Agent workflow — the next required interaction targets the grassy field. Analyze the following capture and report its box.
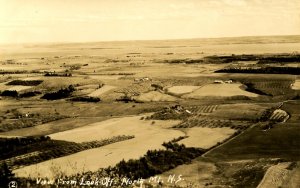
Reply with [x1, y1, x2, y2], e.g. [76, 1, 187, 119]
[205, 121, 300, 161]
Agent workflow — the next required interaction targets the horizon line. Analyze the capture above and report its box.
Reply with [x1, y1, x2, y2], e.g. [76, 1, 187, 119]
[1, 34, 300, 46]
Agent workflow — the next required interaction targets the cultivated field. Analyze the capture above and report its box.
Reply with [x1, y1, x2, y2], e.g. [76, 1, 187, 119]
[87, 85, 116, 97]
[135, 91, 178, 102]
[0, 35, 300, 187]
[183, 83, 258, 98]
[14, 116, 183, 177]
[178, 127, 236, 149]
[166, 86, 200, 95]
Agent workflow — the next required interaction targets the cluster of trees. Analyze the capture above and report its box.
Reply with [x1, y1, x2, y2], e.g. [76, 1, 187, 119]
[0, 90, 18, 97]
[44, 72, 72, 77]
[0, 114, 66, 132]
[163, 59, 204, 64]
[0, 90, 42, 98]
[112, 141, 205, 180]
[215, 67, 300, 75]
[204, 54, 300, 64]
[81, 135, 134, 149]
[204, 54, 258, 63]
[0, 70, 28, 74]
[19, 91, 42, 98]
[70, 96, 101, 102]
[0, 163, 15, 187]
[258, 108, 276, 122]
[0, 136, 50, 159]
[258, 55, 300, 64]
[147, 105, 191, 120]
[0, 70, 40, 75]
[41, 85, 75, 100]
[293, 95, 300, 100]
[116, 95, 136, 103]
[162, 54, 300, 65]
[69, 65, 81, 70]
[6, 80, 43, 86]
[1, 135, 134, 169]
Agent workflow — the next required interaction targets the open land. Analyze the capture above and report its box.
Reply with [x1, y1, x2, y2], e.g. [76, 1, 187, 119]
[0, 35, 300, 187]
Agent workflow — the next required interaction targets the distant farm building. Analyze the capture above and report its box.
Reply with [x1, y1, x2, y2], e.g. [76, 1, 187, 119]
[214, 80, 224, 84]
[214, 80, 233, 84]
[134, 77, 151, 83]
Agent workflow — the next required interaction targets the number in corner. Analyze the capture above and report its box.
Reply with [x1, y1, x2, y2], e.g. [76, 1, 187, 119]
[8, 181, 18, 188]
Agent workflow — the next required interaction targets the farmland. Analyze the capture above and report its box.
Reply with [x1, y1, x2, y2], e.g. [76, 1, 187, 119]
[0, 35, 300, 187]
[182, 83, 258, 98]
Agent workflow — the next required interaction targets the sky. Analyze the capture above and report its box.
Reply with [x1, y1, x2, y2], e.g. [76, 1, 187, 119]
[0, 0, 299, 44]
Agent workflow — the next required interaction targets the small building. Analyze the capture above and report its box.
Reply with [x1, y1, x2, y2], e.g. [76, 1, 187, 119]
[214, 80, 224, 84]
[134, 77, 150, 83]
[225, 80, 233, 84]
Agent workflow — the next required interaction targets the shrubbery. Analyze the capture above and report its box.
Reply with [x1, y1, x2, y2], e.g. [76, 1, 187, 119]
[0, 90, 18, 97]
[1, 135, 134, 169]
[19, 91, 42, 98]
[147, 105, 191, 120]
[0, 136, 51, 160]
[215, 67, 300, 75]
[6, 80, 43, 86]
[111, 141, 205, 180]
[0, 163, 15, 187]
[70, 96, 101, 102]
[44, 72, 72, 77]
[41, 85, 75, 100]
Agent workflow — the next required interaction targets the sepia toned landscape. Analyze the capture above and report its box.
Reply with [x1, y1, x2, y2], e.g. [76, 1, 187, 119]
[0, 35, 300, 187]
[1, 0, 300, 187]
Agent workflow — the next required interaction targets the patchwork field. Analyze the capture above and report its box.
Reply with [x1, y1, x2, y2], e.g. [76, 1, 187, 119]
[14, 116, 183, 177]
[0, 36, 299, 187]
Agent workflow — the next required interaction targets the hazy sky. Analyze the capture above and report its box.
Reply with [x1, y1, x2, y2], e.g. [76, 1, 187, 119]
[0, 0, 299, 44]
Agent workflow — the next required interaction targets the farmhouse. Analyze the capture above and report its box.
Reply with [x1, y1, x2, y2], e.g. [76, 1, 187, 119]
[214, 80, 224, 84]
[134, 77, 151, 83]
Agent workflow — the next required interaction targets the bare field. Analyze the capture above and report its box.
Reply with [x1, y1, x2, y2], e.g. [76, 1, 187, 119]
[49, 115, 181, 142]
[178, 127, 236, 149]
[87, 85, 116, 97]
[135, 91, 178, 102]
[257, 162, 293, 188]
[167, 86, 200, 95]
[292, 80, 300, 90]
[183, 83, 258, 98]
[7, 86, 32, 92]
